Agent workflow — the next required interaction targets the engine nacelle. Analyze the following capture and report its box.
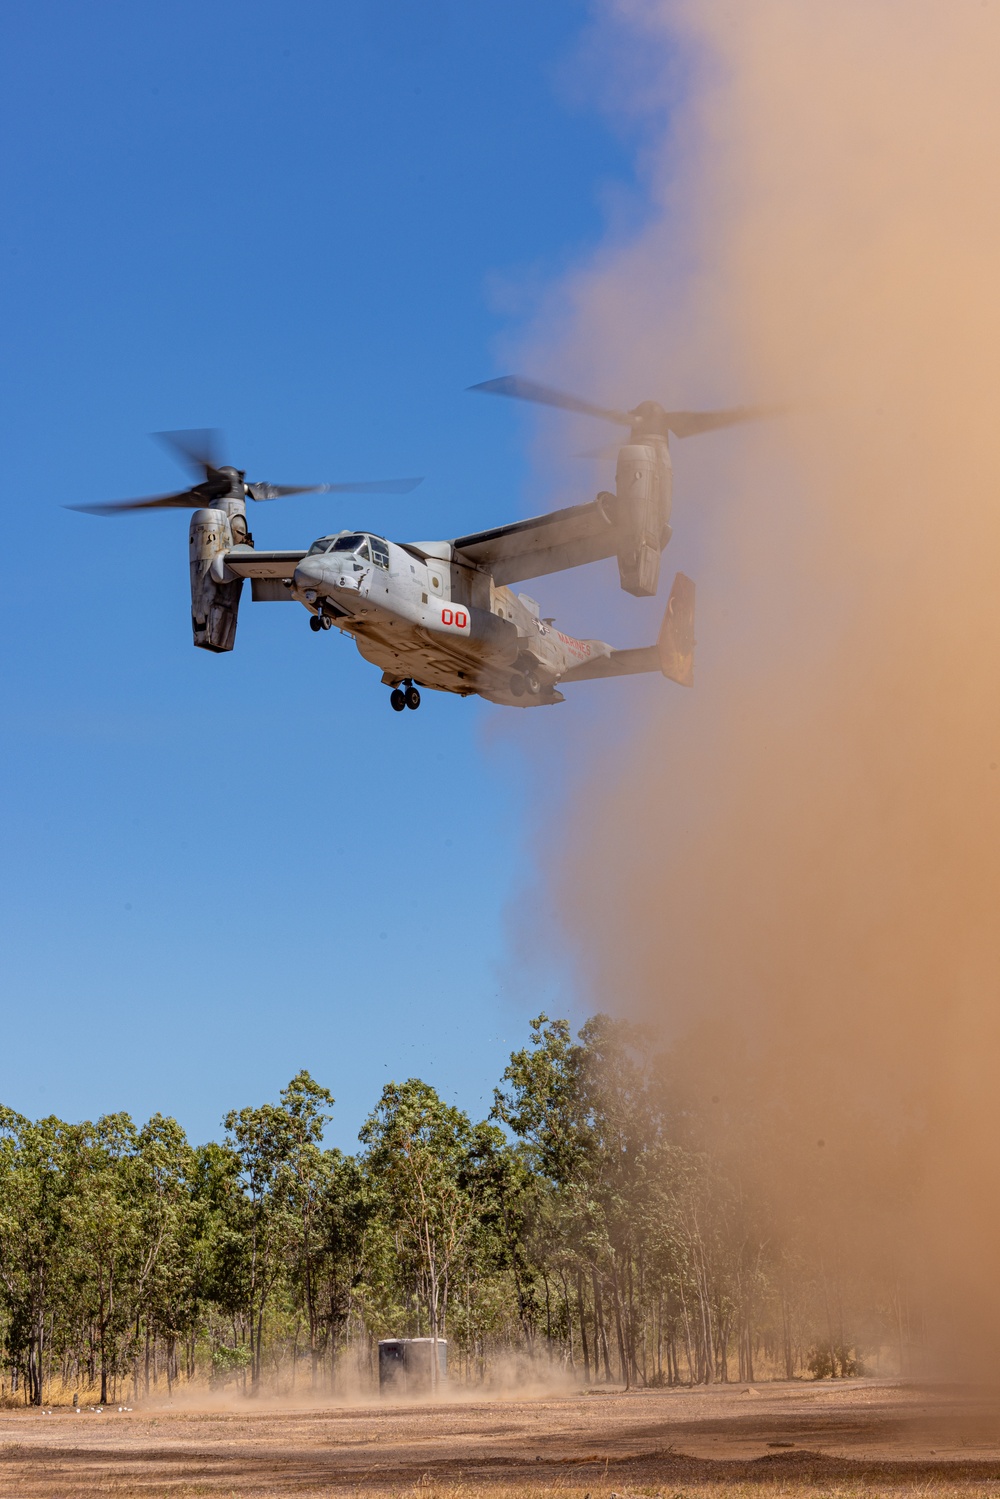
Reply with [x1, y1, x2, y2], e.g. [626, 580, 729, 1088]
[189, 508, 243, 652]
[614, 440, 673, 597]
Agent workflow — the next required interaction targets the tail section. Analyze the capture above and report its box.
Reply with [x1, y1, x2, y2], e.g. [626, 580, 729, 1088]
[556, 572, 695, 686]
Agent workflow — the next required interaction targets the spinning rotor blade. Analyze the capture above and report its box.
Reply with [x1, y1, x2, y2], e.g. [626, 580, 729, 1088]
[318, 475, 424, 495]
[153, 428, 222, 476]
[67, 488, 209, 516]
[246, 476, 424, 501]
[70, 427, 424, 517]
[246, 481, 333, 501]
[468, 376, 632, 427]
[471, 374, 785, 442]
[666, 405, 785, 438]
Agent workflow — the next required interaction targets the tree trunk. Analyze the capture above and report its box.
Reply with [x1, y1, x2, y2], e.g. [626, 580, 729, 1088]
[610, 1269, 629, 1390]
[254, 1309, 265, 1392]
[820, 1265, 838, 1379]
[591, 1270, 612, 1382]
[576, 1271, 591, 1383]
[31, 1306, 43, 1407]
[779, 1280, 795, 1380]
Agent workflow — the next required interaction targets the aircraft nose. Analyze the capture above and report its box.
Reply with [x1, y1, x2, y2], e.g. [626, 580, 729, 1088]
[293, 556, 327, 590]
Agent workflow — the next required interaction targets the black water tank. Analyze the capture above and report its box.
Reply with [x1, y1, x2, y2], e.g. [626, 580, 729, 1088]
[378, 1337, 448, 1393]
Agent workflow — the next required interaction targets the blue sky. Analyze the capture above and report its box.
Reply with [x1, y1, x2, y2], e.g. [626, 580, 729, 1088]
[0, 0, 672, 1149]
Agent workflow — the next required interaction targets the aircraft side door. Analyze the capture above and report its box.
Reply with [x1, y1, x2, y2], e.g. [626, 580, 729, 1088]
[354, 537, 374, 599]
[368, 535, 391, 601]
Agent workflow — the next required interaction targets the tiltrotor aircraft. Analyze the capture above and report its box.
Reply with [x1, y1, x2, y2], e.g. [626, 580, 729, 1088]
[74, 380, 770, 710]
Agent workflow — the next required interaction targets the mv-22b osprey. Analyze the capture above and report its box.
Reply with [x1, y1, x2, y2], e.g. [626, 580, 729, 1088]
[75, 377, 772, 711]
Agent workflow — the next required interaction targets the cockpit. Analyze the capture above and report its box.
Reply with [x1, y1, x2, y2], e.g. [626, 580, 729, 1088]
[306, 533, 390, 568]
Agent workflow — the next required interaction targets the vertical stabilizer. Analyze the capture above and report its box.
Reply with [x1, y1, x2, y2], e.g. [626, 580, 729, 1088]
[659, 572, 695, 686]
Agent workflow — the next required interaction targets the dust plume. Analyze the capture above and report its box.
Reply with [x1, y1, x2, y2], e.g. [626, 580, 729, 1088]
[540, 0, 1000, 1371]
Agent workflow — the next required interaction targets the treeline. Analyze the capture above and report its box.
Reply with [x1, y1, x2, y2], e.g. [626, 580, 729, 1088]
[0, 1015, 900, 1405]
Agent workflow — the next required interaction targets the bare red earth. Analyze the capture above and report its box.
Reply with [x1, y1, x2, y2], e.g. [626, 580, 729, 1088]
[2, 1378, 1000, 1496]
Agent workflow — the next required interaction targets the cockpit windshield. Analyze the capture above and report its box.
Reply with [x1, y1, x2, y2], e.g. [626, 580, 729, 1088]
[306, 533, 372, 559]
[331, 533, 366, 553]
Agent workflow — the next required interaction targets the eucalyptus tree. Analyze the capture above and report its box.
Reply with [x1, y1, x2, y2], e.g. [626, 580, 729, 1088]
[495, 1012, 691, 1386]
[129, 1115, 199, 1390]
[0, 1109, 77, 1404]
[60, 1113, 194, 1403]
[222, 1071, 334, 1391]
[360, 1080, 499, 1386]
[303, 1150, 381, 1382]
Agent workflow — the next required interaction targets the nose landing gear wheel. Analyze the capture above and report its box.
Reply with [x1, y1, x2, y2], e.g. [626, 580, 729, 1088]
[309, 615, 322, 632]
[404, 684, 421, 710]
[321, 615, 333, 630]
[390, 688, 406, 712]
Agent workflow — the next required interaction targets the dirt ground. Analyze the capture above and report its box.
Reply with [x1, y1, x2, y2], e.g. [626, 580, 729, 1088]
[3, 1378, 1000, 1498]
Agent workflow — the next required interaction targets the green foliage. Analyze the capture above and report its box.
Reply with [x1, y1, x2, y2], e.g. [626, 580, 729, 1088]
[807, 1344, 867, 1378]
[210, 1342, 252, 1382]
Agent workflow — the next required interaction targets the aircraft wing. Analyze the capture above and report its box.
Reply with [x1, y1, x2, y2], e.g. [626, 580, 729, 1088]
[223, 549, 307, 579]
[452, 497, 619, 585]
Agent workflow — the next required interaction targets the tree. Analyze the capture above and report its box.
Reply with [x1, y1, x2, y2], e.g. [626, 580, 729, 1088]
[304, 1151, 377, 1385]
[0, 1110, 74, 1404]
[495, 1013, 691, 1387]
[360, 1080, 489, 1387]
[130, 1115, 198, 1394]
[222, 1072, 333, 1391]
[61, 1113, 192, 1404]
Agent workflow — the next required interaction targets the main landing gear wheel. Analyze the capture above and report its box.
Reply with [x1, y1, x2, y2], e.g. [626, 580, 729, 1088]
[390, 688, 406, 712]
[404, 684, 421, 710]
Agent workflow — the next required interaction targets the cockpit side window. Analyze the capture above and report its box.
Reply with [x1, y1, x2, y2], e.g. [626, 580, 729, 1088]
[370, 536, 390, 569]
[307, 537, 334, 555]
